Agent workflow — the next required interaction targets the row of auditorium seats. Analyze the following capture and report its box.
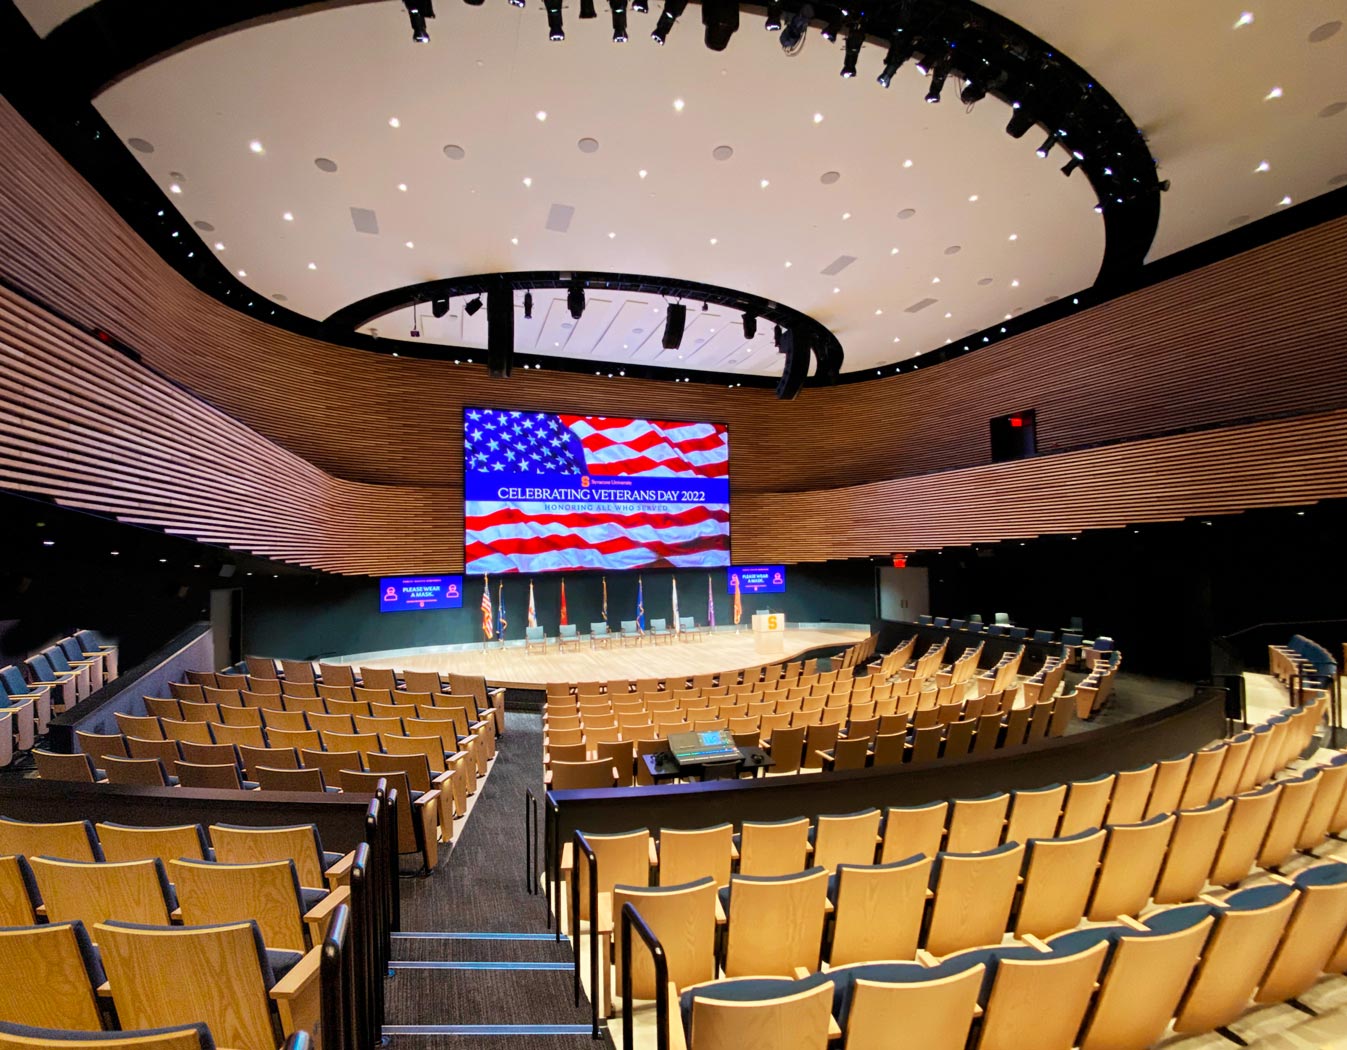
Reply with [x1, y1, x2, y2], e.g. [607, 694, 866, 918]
[561, 696, 1326, 1021]
[542, 655, 832, 698]
[0, 815, 362, 1050]
[526, 617, 710, 652]
[1270, 634, 1339, 687]
[0, 1022, 311, 1050]
[0, 631, 118, 762]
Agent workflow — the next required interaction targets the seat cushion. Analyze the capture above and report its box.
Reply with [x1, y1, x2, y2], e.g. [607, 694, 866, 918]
[0, 1021, 214, 1049]
[267, 948, 305, 981]
[679, 971, 835, 1037]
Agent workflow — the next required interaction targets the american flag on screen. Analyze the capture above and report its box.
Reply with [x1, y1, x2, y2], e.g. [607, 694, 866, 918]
[464, 409, 730, 574]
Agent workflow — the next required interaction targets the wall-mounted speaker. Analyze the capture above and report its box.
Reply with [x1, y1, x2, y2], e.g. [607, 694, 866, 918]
[775, 327, 812, 400]
[663, 303, 687, 350]
[487, 279, 514, 379]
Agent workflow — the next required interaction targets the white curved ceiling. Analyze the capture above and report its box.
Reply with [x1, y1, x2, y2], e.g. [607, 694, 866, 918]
[41, 0, 1347, 375]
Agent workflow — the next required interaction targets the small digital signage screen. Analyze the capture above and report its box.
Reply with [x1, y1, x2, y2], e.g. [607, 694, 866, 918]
[463, 408, 730, 574]
[379, 575, 464, 613]
[728, 565, 786, 594]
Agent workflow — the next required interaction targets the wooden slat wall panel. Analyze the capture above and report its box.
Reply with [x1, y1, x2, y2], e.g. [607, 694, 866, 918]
[1, 99, 1346, 501]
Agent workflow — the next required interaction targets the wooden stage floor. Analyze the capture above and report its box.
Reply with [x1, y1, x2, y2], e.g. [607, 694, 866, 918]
[340, 627, 868, 690]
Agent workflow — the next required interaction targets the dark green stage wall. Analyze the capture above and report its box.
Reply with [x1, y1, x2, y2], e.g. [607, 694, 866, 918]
[238, 563, 879, 660]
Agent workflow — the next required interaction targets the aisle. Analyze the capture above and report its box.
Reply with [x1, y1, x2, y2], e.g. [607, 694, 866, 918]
[384, 711, 607, 1048]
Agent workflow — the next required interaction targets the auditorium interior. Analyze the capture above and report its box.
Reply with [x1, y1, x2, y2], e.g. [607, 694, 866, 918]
[1, 1, 1347, 1049]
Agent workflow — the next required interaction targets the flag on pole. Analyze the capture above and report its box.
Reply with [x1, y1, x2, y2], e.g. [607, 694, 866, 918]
[672, 577, 681, 636]
[708, 574, 715, 629]
[527, 581, 537, 628]
[732, 572, 742, 626]
[481, 575, 494, 641]
[636, 576, 645, 632]
[559, 579, 568, 627]
[497, 580, 507, 639]
[602, 576, 608, 623]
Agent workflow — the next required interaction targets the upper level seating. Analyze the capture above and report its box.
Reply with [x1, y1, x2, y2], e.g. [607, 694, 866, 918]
[591, 694, 1338, 1049]
[0, 633, 118, 765]
[1269, 634, 1339, 688]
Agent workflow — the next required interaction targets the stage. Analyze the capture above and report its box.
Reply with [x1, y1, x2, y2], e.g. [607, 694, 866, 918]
[335, 626, 869, 690]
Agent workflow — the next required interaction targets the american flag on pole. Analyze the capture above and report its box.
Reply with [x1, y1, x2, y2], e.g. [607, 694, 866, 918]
[480, 575, 494, 641]
[708, 574, 715, 629]
[464, 409, 730, 574]
[527, 581, 537, 628]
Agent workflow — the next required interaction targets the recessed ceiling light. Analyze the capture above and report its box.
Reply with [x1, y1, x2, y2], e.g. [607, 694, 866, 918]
[282, 211, 294, 221]
[673, 98, 685, 112]
[249, 140, 264, 154]
[1255, 161, 1270, 173]
[307, 262, 317, 270]
[903, 159, 913, 168]
[237, 269, 247, 277]
[785, 260, 792, 267]
[536, 110, 548, 121]
[168, 183, 182, 194]
[813, 112, 824, 124]
[1278, 195, 1292, 206]
[511, 237, 519, 245]
[842, 211, 851, 220]
[1234, 11, 1254, 27]
[890, 247, 900, 256]
[405, 241, 415, 249]
[944, 312, 952, 318]
[608, 231, 616, 239]
[397, 183, 408, 192]
[42, 540, 54, 547]
[1009, 233, 1019, 241]
[931, 277, 941, 284]
[709, 237, 718, 245]
[760, 179, 770, 188]
[968, 194, 979, 202]
[522, 177, 532, 187]
[893, 337, 901, 343]
[833, 287, 840, 294]
[214, 242, 225, 251]
[638, 169, 648, 179]
[388, 117, 401, 128]
[1264, 86, 1283, 100]
[874, 309, 883, 316]
[1011, 279, 1020, 287]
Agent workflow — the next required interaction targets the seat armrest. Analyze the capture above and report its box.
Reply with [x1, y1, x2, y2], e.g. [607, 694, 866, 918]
[668, 982, 689, 1050]
[649, 839, 660, 868]
[304, 884, 352, 940]
[270, 944, 323, 1001]
[323, 850, 356, 885]
[270, 944, 324, 1039]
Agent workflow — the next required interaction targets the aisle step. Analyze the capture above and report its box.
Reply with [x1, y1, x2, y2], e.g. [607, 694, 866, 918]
[393, 931, 555, 941]
[384, 1024, 594, 1036]
[391, 961, 570, 970]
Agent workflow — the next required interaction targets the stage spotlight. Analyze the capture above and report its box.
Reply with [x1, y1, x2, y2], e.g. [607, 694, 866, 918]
[567, 282, 586, 319]
[840, 23, 864, 77]
[546, 0, 565, 39]
[1005, 105, 1036, 138]
[764, 2, 782, 30]
[702, 0, 739, 51]
[611, 0, 628, 41]
[773, 323, 784, 347]
[402, 0, 434, 42]
[959, 77, 986, 105]
[464, 295, 483, 316]
[431, 297, 450, 318]
[924, 55, 950, 102]
[580, 0, 596, 16]
[663, 303, 687, 349]
[876, 37, 913, 87]
[779, 3, 812, 51]
[523, 290, 533, 319]
[508, 0, 524, 7]
[1036, 131, 1058, 158]
[651, 0, 688, 43]
[1060, 156, 1081, 177]
[822, 11, 843, 41]
[742, 311, 758, 339]
[632, 0, 647, 12]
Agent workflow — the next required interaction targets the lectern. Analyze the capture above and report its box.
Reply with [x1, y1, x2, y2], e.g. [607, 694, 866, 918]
[751, 611, 786, 655]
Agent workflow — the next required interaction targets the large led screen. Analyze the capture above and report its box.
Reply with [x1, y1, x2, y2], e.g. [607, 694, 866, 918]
[729, 565, 786, 594]
[379, 575, 464, 612]
[464, 409, 730, 574]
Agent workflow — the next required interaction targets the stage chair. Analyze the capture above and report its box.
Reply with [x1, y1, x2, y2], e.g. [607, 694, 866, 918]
[1105, 763, 1158, 825]
[97, 918, 321, 1050]
[765, 724, 805, 775]
[143, 697, 182, 721]
[1004, 783, 1066, 844]
[116, 712, 164, 740]
[1209, 782, 1281, 886]
[209, 823, 354, 892]
[1255, 862, 1347, 1002]
[829, 962, 981, 1050]
[612, 877, 719, 1005]
[558, 624, 584, 652]
[722, 866, 828, 977]
[737, 818, 810, 877]
[880, 801, 948, 864]
[649, 618, 674, 644]
[1014, 827, 1106, 938]
[34, 749, 104, 784]
[103, 756, 175, 787]
[976, 939, 1109, 1050]
[828, 854, 931, 966]
[301, 743, 363, 783]
[1054, 906, 1213, 1050]
[254, 767, 335, 793]
[175, 761, 255, 791]
[924, 842, 1025, 957]
[944, 792, 1009, 854]
[1058, 773, 1115, 836]
[1086, 813, 1176, 920]
[550, 758, 619, 791]
[171, 857, 347, 953]
[1258, 768, 1323, 870]
[0, 923, 105, 1030]
[0, 855, 40, 925]
[218, 705, 264, 728]
[812, 809, 881, 871]
[525, 626, 550, 654]
[30, 856, 174, 932]
[1171, 884, 1298, 1033]
[207, 723, 265, 749]
[655, 824, 735, 888]
[1152, 798, 1233, 904]
[96, 823, 211, 867]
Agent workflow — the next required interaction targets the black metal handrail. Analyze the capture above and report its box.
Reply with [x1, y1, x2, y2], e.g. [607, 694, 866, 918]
[621, 902, 670, 1050]
[320, 901, 351, 1050]
[525, 786, 539, 896]
[347, 841, 376, 1050]
[571, 830, 603, 1039]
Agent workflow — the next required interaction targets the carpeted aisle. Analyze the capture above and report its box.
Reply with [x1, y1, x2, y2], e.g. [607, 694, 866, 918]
[384, 710, 610, 1049]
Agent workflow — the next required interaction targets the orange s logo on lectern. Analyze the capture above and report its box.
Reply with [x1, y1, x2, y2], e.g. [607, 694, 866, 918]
[768, 615, 779, 630]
